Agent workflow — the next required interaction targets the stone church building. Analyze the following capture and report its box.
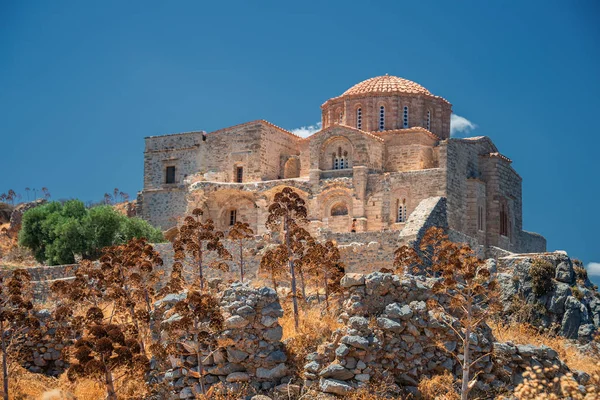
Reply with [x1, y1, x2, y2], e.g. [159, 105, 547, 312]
[138, 75, 545, 255]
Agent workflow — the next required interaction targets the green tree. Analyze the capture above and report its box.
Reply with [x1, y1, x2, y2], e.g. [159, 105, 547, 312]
[19, 200, 164, 265]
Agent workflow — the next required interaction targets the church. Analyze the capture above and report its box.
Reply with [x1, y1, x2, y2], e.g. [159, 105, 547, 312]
[138, 75, 545, 255]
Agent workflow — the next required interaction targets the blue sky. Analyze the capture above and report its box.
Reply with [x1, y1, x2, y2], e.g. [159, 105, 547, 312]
[1, 1, 599, 281]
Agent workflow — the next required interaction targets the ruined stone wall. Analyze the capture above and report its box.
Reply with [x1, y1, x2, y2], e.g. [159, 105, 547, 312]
[157, 284, 290, 398]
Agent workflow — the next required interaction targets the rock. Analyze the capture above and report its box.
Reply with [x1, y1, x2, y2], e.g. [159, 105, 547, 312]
[236, 305, 256, 318]
[348, 316, 369, 330]
[265, 350, 287, 363]
[207, 363, 245, 376]
[275, 383, 301, 396]
[256, 363, 287, 380]
[319, 378, 353, 395]
[336, 344, 350, 357]
[226, 348, 249, 363]
[319, 363, 354, 380]
[261, 315, 277, 327]
[264, 326, 283, 342]
[250, 396, 273, 400]
[561, 296, 583, 339]
[224, 315, 249, 329]
[555, 261, 574, 284]
[305, 361, 321, 374]
[154, 292, 187, 308]
[179, 387, 193, 399]
[341, 335, 369, 350]
[355, 373, 370, 382]
[341, 273, 365, 288]
[377, 317, 403, 333]
[386, 303, 413, 320]
[226, 372, 250, 382]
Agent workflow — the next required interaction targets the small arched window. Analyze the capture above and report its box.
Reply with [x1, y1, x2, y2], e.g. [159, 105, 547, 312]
[229, 209, 237, 226]
[426, 110, 431, 131]
[396, 199, 407, 223]
[356, 107, 362, 130]
[379, 106, 385, 131]
[331, 202, 349, 216]
[403, 106, 409, 128]
[500, 203, 508, 236]
[477, 205, 484, 231]
[339, 111, 343, 124]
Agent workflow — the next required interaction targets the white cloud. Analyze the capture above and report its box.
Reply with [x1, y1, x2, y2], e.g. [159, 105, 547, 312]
[586, 262, 600, 276]
[450, 114, 477, 137]
[291, 121, 322, 138]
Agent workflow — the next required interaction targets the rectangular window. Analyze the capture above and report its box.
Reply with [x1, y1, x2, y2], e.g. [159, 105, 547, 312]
[236, 167, 243, 183]
[477, 206, 484, 231]
[229, 210, 237, 226]
[165, 166, 176, 184]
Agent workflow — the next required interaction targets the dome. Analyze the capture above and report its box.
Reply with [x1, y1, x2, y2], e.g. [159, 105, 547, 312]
[342, 75, 431, 97]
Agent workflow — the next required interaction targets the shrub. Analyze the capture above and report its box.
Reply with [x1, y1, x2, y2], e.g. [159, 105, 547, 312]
[571, 286, 584, 301]
[573, 260, 589, 284]
[19, 200, 164, 265]
[418, 372, 459, 400]
[529, 258, 555, 296]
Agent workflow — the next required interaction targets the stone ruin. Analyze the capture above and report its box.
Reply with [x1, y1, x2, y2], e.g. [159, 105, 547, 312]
[156, 283, 291, 399]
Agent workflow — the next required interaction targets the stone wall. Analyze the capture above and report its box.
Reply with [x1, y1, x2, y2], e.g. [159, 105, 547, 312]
[156, 284, 290, 398]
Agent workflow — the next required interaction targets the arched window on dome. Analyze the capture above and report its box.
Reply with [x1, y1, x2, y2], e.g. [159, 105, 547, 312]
[379, 106, 385, 131]
[396, 199, 407, 223]
[403, 106, 409, 128]
[426, 110, 431, 131]
[338, 111, 344, 124]
[356, 107, 362, 130]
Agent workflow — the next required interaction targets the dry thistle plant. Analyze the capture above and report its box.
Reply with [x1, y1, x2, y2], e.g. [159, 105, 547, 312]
[158, 290, 223, 396]
[265, 187, 308, 331]
[66, 306, 150, 400]
[227, 221, 254, 283]
[0, 269, 38, 400]
[394, 227, 501, 400]
[514, 363, 600, 399]
[173, 208, 232, 291]
[259, 244, 288, 291]
[303, 239, 344, 310]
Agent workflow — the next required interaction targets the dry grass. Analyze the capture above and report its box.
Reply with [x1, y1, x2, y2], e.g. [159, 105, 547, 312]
[418, 372, 459, 400]
[280, 299, 343, 374]
[490, 320, 599, 375]
[514, 364, 600, 399]
[1, 364, 148, 400]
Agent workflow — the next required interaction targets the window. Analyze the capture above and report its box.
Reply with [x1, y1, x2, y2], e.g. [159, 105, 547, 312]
[403, 106, 409, 128]
[330, 203, 349, 216]
[229, 210, 237, 226]
[235, 167, 243, 183]
[332, 147, 349, 170]
[477, 205, 484, 231]
[356, 108, 362, 130]
[396, 199, 407, 223]
[379, 106, 385, 131]
[500, 203, 508, 236]
[338, 111, 343, 124]
[165, 166, 176, 184]
[426, 110, 431, 131]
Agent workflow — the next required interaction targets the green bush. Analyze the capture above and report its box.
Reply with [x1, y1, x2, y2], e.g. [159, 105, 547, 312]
[529, 258, 555, 296]
[19, 200, 164, 265]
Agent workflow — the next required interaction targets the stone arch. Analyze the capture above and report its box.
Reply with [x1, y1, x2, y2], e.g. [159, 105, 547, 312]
[330, 202, 349, 216]
[319, 136, 354, 171]
[283, 157, 300, 179]
[318, 188, 353, 233]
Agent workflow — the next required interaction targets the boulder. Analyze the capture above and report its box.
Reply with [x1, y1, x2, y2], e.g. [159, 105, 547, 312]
[319, 378, 353, 395]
